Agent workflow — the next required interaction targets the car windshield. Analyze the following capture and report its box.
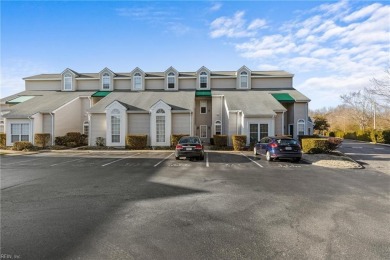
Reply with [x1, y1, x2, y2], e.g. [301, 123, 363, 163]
[179, 137, 200, 144]
[276, 139, 298, 145]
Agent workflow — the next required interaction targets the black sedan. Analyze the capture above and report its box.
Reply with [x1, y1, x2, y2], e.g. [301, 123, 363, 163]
[175, 136, 205, 160]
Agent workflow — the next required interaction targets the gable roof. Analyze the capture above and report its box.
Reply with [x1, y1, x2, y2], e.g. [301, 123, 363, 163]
[89, 91, 195, 113]
[3, 90, 95, 118]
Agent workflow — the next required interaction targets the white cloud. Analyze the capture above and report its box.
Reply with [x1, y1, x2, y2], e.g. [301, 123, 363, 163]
[343, 3, 382, 22]
[210, 11, 267, 38]
[210, 2, 222, 12]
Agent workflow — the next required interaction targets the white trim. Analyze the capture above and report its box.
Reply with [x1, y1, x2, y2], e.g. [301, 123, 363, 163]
[200, 125, 207, 138]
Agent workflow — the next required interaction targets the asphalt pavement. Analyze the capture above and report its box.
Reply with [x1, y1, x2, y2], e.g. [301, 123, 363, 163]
[1, 151, 389, 259]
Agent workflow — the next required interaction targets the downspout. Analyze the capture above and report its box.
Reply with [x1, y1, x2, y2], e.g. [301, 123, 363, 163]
[28, 116, 33, 145]
[50, 113, 54, 145]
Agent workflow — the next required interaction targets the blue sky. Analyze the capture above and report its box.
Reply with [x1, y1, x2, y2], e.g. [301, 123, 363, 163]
[1, 0, 389, 109]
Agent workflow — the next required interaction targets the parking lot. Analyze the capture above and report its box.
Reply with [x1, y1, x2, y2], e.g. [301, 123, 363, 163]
[1, 151, 389, 259]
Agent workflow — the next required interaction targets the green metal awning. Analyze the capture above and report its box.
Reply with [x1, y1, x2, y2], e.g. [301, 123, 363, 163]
[6, 96, 35, 104]
[91, 91, 111, 97]
[195, 90, 212, 97]
[271, 93, 295, 102]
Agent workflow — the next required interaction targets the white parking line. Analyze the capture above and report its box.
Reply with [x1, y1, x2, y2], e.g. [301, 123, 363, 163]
[102, 153, 141, 167]
[351, 147, 363, 149]
[240, 153, 263, 168]
[153, 153, 174, 167]
[206, 152, 209, 167]
[374, 148, 385, 150]
[50, 158, 85, 166]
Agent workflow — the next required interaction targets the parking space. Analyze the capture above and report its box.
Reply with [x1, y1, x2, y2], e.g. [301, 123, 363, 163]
[0, 151, 309, 170]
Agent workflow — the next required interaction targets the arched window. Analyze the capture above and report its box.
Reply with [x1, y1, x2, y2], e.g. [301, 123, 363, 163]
[297, 119, 305, 136]
[200, 71, 208, 88]
[167, 72, 175, 89]
[111, 109, 120, 143]
[102, 73, 110, 90]
[64, 73, 72, 90]
[133, 72, 142, 90]
[156, 109, 165, 142]
[215, 120, 222, 135]
[240, 71, 248, 88]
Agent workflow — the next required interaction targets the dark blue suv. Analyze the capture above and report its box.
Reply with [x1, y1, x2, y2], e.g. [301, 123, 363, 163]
[254, 136, 302, 162]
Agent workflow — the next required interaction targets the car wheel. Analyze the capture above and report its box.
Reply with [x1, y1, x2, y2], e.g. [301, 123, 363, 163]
[200, 155, 205, 161]
[266, 151, 272, 161]
[253, 147, 258, 155]
[293, 158, 301, 163]
[175, 156, 180, 160]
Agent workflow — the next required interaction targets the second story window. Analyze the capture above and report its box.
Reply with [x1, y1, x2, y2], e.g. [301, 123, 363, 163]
[133, 73, 142, 90]
[200, 72, 207, 88]
[102, 73, 110, 90]
[64, 73, 72, 90]
[167, 72, 175, 89]
[200, 100, 207, 114]
[240, 71, 248, 88]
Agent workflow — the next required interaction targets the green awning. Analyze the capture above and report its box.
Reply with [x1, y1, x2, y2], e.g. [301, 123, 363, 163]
[91, 91, 111, 97]
[6, 96, 35, 104]
[271, 93, 295, 102]
[195, 90, 212, 97]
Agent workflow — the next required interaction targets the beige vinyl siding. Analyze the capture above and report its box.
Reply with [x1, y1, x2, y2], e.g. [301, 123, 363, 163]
[80, 97, 90, 125]
[228, 112, 239, 145]
[252, 78, 292, 89]
[275, 112, 283, 136]
[145, 79, 164, 90]
[42, 114, 53, 144]
[178, 78, 196, 90]
[211, 78, 235, 89]
[128, 114, 150, 134]
[172, 113, 190, 135]
[54, 98, 82, 136]
[90, 114, 106, 146]
[114, 79, 131, 90]
[77, 80, 98, 90]
[25, 80, 61, 91]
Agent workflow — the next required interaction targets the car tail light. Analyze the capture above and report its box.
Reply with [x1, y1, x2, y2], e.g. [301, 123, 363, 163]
[176, 144, 183, 149]
[270, 143, 278, 148]
[195, 144, 202, 149]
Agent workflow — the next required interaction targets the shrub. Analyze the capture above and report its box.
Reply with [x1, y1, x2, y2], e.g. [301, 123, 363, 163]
[171, 134, 187, 147]
[329, 131, 335, 137]
[66, 132, 82, 145]
[297, 135, 319, 146]
[34, 133, 50, 148]
[302, 138, 329, 154]
[96, 137, 106, 146]
[383, 130, 390, 144]
[232, 135, 246, 151]
[327, 137, 343, 150]
[55, 136, 69, 146]
[13, 141, 34, 151]
[0, 133, 6, 148]
[344, 132, 357, 140]
[356, 130, 371, 142]
[126, 135, 147, 149]
[335, 131, 345, 138]
[213, 135, 228, 147]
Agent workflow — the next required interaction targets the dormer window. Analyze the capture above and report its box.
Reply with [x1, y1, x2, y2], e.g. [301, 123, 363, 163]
[200, 72, 208, 88]
[102, 73, 110, 90]
[133, 72, 142, 90]
[240, 71, 248, 88]
[167, 72, 175, 89]
[64, 73, 72, 90]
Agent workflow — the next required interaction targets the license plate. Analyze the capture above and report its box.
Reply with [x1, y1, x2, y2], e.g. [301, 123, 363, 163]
[186, 147, 192, 151]
[285, 147, 292, 150]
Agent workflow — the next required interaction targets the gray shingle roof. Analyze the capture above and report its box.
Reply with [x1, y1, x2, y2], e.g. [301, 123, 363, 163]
[3, 91, 95, 118]
[89, 91, 195, 113]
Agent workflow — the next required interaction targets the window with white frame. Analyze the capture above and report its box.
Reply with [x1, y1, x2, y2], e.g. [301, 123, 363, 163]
[240, 71, 248, 88]
[199, 72, 208, 88]
[83, 121, 89, 136]
[200, 125, 207, 138]
[200, 100, 207, 114]
[111, 109, 120, 143]
[156, 109, 165, 142]
[133, 72, 142, 90]
[260, 124, 268, 139]
[64, 73, 72, 90]
[11, 123, 29, 143]
[167, 72, 175, 89]
[249, 124, 258, 143]
[215, 120, 222, 135]
[102, 73, 110, 90]
[297, 119, 305, 136]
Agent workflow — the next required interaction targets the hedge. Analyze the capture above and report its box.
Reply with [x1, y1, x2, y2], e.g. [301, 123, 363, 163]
[0, 133, 5, 148]
[232, 135, 246, 151]
[126, 135, 148, 149]
[34, 133, 50, 148]
[96, 137, 105, 146]
[297, 135, 319, 146]
[171, 134, 188, 147]
[55, 136, 69, 146]
[383, 130, 390, 144]
[13, 141, 34, 151]
[302, 138, 330, 154]
[213, 135, 228, 147]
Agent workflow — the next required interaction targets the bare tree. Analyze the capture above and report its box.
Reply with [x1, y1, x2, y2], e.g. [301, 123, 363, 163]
[370, 69, 390, 104]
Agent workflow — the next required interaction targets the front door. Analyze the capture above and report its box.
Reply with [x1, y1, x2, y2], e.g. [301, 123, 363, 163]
[289, 124, 294, 137]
